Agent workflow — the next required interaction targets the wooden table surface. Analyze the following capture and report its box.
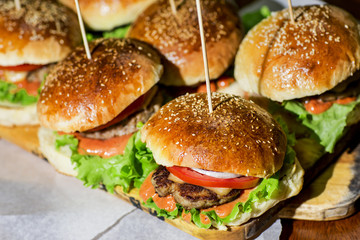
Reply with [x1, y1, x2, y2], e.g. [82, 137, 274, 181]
[280, 207, 360, 239]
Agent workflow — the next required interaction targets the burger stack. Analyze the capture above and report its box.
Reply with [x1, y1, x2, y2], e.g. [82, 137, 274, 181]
[3, 0, 359, 237]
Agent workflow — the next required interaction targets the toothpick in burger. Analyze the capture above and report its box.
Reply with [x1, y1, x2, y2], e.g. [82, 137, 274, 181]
[234, 5, 360, 167]
[37, 38, 163, 192]
[0, 0, 81, 126]
[139, 93, 304, 229]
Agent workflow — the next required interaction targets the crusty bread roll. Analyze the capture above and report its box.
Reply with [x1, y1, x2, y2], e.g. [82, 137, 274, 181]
[38, 38, 163, 133]
[234, 5, 360, 102]
[58, 0, 157, 31]
[128, 0, 242, 86]
[0, 0, 81, 66]
[141, 93, 287, 178]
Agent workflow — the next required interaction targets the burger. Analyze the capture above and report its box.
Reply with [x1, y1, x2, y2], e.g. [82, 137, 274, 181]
[0, 0, 81, 126]
[58, 0, 157, 31]
[127, 0, 242, 88]
[234, 5, 360, 163]
[139, 93, 304, 229]
[37, 38, 163, 192]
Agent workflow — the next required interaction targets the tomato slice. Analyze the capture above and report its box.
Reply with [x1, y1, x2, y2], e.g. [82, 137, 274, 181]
[86, 88, 154, 132]
[0, 64, 43, 72]
[166, 166, 260, 189]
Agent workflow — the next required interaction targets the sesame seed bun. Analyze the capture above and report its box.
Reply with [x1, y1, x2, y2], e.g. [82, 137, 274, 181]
[234, 5, 360, 102]
[128, 0, 242, 86]
[141, 93, 287, 178]
[37, 38, 163, 133]
[58, 0, 157, 31]
[0, 0, 82, 66]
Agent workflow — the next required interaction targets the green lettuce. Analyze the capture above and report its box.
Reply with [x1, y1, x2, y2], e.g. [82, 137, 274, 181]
[143, 165, 283, 229]
[283, 98, 360, 153]
[241, 6, 271, 32]
[0, 80, 38, 105]
[54, 123, 158, 193]
[86, 25, 130, 42]
[143, 116, 295, 229]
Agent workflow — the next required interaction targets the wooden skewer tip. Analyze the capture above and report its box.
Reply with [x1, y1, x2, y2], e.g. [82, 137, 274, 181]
[74, 0, 91, 60]
[14, 0, 21, 10]
[287, 0, 295, 24]
[195, 0, 213, 114]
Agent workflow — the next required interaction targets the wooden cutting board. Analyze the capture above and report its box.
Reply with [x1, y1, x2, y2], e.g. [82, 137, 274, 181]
[0, 124, 359, 239]
[279, 142, 360, 220]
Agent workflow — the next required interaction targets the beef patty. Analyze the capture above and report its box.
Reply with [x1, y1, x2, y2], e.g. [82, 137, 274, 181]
[80, 92, 162, 139]
[151, 166, 242, 209]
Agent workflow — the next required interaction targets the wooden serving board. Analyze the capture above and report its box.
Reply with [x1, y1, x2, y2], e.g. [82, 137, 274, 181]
[279, 142, 360, 220]
[0, 125, 42, 157]
[113, 186, 284, 240]
[0, 124, 359, 239]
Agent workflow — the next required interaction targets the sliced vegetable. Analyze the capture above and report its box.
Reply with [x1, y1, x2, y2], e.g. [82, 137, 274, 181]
[0, 64, 43, 72]
[283, 97, 360, 152]
[0, 80, 38, 105]
[55, 123, 158, 193]
[167, 166, 259, 189]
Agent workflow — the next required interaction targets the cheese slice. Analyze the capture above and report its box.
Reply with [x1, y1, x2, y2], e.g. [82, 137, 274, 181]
[168, 173, 232, 196]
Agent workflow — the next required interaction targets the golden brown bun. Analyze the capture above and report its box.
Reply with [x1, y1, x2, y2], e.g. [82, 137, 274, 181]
[0, 0, 82, 66]
[234, 5, 360, 101]
[58, 0, 157, 30]
[38, 38, 163, 133]
[128, 0, 242, 86]
[141, 93, 287, 178]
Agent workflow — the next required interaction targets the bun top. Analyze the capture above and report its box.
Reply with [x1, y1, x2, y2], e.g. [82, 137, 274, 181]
[235, 5, 360, 101]
[0, 0, 81, 66]
[38, 38, 163, 133]
[58, 0, 157, 31]
[128, 0, 242, 86]
[141, 93, 286, 178]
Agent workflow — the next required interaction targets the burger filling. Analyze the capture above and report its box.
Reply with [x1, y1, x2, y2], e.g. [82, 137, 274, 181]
[58, 88, 162, 158]
[151, 166, 243, 209]
[283, 72, 360, 153]
[0, 64, 51, 106]
[301, 72, 360, 114]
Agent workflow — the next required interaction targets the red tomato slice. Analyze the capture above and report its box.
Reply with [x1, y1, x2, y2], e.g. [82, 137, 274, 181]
[86, 88, 156, 132]
[86, 94, 146, 132]
[0, 64, 43, 72]
[166, 166, 260, 189]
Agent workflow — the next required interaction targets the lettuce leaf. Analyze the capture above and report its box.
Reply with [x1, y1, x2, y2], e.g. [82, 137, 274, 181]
[54, 123, 158, 193]
[0, 80, 38, 105]
[143, 166, 283, 229]
[86, 25, 130, 41]
[283, 98, 360, 153]
[143, 116, 295, 229]
[241, 6, 271, 32]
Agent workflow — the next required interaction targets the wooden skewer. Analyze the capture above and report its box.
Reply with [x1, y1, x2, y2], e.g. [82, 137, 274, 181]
[195, 0, 213, 114]
[287, 0, 295, 24]
[14, 0, 21, 10]
[74, 0, 91, 60]
[169, 0, 177, 15]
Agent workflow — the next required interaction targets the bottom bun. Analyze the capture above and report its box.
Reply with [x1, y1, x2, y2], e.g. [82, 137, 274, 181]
[223, 157, 304, 228]
[0, 104, 39, 126]
[38, 127, 77, 176]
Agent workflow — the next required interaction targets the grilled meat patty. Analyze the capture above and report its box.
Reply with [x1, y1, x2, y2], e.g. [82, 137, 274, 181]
[152, 166, 242, 209]
[80, 92, 162, 139]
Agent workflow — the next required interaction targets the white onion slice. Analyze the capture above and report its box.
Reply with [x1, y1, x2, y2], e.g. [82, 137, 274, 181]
[191, 168, 243, 179]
